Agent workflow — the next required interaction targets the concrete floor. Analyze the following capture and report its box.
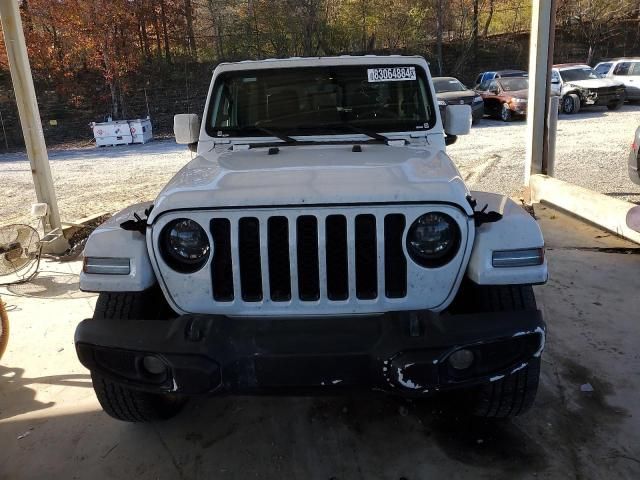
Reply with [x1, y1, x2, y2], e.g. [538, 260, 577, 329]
[0, 205, 639, 480]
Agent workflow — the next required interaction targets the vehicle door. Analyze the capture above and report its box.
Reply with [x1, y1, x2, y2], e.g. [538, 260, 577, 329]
[622, 61, 640, 99]
[479, 80, 501, 115]
[550, 70, 562, 96]
[610, 62, 640, 99]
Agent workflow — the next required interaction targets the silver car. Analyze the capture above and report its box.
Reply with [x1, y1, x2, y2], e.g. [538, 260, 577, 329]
[630, 126, 640, 185]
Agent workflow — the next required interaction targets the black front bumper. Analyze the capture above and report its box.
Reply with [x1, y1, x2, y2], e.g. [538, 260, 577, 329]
[75, 310, 545, 396]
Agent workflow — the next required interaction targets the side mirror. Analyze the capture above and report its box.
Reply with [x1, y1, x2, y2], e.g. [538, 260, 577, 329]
[444, 105, 471, 137]
[490, 88, 499, 95]
[174, 114, 200, 146]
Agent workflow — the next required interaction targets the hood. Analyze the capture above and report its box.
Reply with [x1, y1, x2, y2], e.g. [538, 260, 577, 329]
[506, 89, 528, 99]
[436, 91, 476, 102]
[149, 143, 473, 222]
[565, 78, 623, 89]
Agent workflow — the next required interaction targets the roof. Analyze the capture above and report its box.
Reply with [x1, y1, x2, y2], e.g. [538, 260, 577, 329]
[214, 55, 427, 72]
[597, 57, 640, 63]
[432, 76, 459, 81]
[553, 63, 589, 69]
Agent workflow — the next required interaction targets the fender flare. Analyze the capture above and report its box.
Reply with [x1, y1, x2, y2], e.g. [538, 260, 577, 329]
[467, 192, 548, 285]
[80, 202, 156, 292]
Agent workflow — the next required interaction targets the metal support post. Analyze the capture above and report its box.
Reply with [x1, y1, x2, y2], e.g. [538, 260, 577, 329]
[0, 0, 68, 253]
[524, 0, 558, 188]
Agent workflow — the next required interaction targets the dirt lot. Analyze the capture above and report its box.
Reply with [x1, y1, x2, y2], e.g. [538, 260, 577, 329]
[0, 206, 639, 479]
[1, 104, 639, 225]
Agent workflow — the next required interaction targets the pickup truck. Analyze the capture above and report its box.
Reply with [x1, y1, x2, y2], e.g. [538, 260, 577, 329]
[75, 56, 547, 422]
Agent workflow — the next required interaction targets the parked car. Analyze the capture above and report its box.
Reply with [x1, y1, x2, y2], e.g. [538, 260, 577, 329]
[75, 56, 547, 423]
[551, 64, 625, 114]
[474, 70, 528, 87]
[629, 126, 640, 185]
[475, 76, 529, 121]
[594, 58, 640, 101]
[433, 76, 484, 124]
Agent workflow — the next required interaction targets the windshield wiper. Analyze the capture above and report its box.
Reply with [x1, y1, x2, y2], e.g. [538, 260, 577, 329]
[251, 123, 299, 144]
[330, 123, 389, 142]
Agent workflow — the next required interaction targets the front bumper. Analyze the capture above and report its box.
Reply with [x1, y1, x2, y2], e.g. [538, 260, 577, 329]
[75, 310, 545, 396]
[586, 89, 625, 106]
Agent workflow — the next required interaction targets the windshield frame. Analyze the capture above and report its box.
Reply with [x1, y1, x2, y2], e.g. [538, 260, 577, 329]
[204, 64, 437, 140]
[433, 77, 466, 93]
[558, 67, 601, 82]
[497, 77, 529, 92]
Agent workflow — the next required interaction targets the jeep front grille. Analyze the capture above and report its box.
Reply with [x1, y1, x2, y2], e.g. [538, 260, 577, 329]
[153, 205, 471, 316]
[210, 212, 407, 303]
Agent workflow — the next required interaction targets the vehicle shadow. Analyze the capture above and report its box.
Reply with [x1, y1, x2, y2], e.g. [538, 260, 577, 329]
[6, 271, 95, 300]
[0, 392, 555, 479]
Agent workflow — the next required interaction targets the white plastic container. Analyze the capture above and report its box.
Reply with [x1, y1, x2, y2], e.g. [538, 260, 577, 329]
[128, 118, 153, 144]
[91, 120, 133, 147]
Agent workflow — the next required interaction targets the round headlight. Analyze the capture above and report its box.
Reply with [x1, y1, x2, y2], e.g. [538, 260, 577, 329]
[160, 219, 210, 273]
[406, 212, 460, 268]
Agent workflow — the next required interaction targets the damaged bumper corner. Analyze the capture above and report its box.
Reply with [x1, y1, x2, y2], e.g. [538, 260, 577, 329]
[75, 309, 545, 396]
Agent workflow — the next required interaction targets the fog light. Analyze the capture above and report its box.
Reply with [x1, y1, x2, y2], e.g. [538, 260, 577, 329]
[142, 355, 166, 375]
[448, 349, 474, 370]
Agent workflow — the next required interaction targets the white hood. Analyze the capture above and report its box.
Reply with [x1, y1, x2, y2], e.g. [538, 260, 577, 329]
[566, 78, 623, 89]
[149, 143, 473, 222]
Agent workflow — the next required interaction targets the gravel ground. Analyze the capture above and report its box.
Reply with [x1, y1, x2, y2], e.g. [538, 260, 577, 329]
[1, 141, 192, 225]
[1, 104, 639, 225]
[448, 103, 640, 204]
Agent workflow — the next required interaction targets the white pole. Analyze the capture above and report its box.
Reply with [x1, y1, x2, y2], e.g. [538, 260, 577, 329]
[524, 0, 557, 187]
[0, 0, 67, 251]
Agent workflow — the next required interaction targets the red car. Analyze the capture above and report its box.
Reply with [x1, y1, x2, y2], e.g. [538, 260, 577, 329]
[475, 77, 529, 121]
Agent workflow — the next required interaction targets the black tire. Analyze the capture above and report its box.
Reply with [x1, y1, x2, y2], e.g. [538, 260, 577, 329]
[607, 100, 623, 111]
[453, 285, 542, 418]
[93, 288, 175, 321]
[90, 290, 185, 422]
[92, 372, 185, 422]
[561, 93, 580, 114]
[500, 103, 512, 122]
[475, 285, 540, 418]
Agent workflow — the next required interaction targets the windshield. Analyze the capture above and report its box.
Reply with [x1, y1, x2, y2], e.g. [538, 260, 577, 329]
[206, 65, 435, 138]
[559, 67, 601, 82]
[498, 78, 529, 91]
[433, 78, 466, 93]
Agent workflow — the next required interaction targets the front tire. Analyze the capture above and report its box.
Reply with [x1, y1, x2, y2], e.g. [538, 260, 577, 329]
[561, 93, 581, 114]
[92, 372, 185, 422]
[450, 284, 542, 418]
[500, 103, 512, 122]
[607, 100, 623, 111]
[90, 290, 185, 422]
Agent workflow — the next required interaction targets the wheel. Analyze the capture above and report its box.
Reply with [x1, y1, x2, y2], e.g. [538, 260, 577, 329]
[91, 372, 185, 422]
[607, 100, 623, 111]
[90, 290, 185, 422]
[500, 103, 512, 122]
[449, 285, 542, 418]
[0, 297, 9, 360]
[561, 93, 580, 114]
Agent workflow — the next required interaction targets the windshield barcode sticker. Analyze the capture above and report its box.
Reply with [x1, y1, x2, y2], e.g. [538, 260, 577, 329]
[367, 67, 416, 82]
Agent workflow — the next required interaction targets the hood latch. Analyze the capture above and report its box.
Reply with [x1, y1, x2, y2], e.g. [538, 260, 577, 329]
[120, 205, 153, 234]
[467, 196, 502, 227]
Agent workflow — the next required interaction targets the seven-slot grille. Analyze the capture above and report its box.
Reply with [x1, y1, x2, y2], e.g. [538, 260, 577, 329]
[210, 213, 407, 303]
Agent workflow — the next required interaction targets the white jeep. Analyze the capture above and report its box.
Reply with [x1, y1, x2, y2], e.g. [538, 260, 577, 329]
[75, 56, 547, 422]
